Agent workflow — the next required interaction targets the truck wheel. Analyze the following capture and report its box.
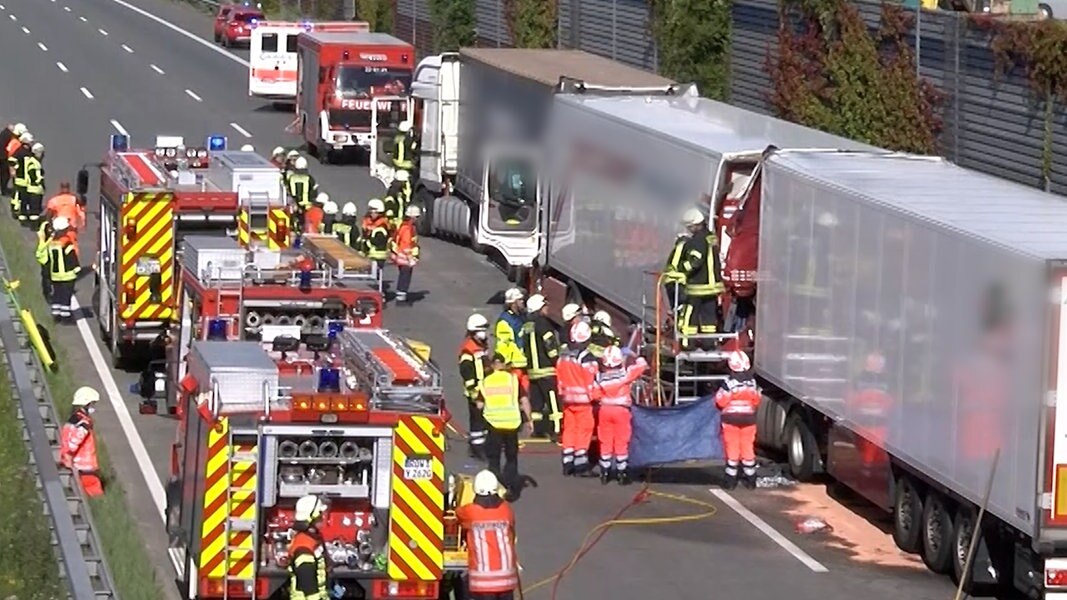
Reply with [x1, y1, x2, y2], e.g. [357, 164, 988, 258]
[415, 189, 434, 237]
[784, 413, 819, 481]
[951, 508, 982, 594]
[920, 491, 956, 574]
[892, 475, 924, 553]
[468, 211, 485, 254]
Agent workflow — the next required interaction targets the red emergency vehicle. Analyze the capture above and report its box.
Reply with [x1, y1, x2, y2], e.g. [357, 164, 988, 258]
[294, 31, 414, 163]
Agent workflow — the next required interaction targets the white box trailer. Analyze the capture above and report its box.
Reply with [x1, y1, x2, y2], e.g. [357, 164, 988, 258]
[752, 150, 1067, 597]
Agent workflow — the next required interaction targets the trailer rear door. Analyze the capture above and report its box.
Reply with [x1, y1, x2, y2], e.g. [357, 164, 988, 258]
[119, 192, 176, 322]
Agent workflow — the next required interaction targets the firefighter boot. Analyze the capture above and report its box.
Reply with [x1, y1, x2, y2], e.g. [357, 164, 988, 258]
[742, 472, 757, 490]
[576, 463, 597, 478]
[617, 470, 631, 486]
[722, 474, 738, 490]
[600, 467, 613, 485]
[562, 463, 574, 477]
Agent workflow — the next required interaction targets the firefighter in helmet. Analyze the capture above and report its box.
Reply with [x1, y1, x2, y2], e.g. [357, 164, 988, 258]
[288, 495, 328, 600]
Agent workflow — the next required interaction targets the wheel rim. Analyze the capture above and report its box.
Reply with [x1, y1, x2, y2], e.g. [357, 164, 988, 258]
[955, 516, 973, 568]
[789, 425, 804, 468]
[926, 501, 945, 553]
[898, 485, 915, 534]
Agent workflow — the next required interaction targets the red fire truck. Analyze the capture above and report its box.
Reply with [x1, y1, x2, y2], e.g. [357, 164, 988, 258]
[164, 328, 461, 599]
[91, 135, 289, 367]
[294, 31, 414, 163]
[136, 234, 383, 414]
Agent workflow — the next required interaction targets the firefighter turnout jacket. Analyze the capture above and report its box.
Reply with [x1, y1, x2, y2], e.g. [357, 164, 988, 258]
[494, 309, 527, 369]
[455, 496, 519, 594]
[48, 237, 81, 281]
[589, 322, 619, 357]
[458, 336, 488, 401]
[288, 529, 328, 600]
[521, 315, 560, 380]
[680, 225, 724, 297]
[478, 370, 523, 431]
[360, 215, 391, 261]
[24, 155, 44, 195]
[332, 218, 357, 249]
[287, 170, 317, 210]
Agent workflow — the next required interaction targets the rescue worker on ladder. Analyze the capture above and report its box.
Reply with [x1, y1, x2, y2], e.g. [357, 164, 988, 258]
[392, 121, 415, 173]
[287, 156, 318, 233]
[661, 230, 691, 312]
[44, 182, 85, 233]
[477, 353, 533, 497]
[304, 192, 328, 235]
[0, 123, 24, 195]
[390, 205, 421, 305]
[588, 310, 619, 358]
[455, 470, 520, 600]
[288, 495, 329, 600]
[460, 313, 491, 460]
[20, 142, 45, 224]
[9, 131, 33, 217]
[333, 203, 359, 249]
[715, 350, 761, 489]
[47, 216, 83, 322]
[59, 387, 104, 497]
[321, 198, 338, 235]
[557, 320, 600, 477]
[360, 198, 391, 274]
[595, 345, 647, 485]
[676, 208, 724, 350]
[35, 218, 54, 300]
[520, 294, 561, 440]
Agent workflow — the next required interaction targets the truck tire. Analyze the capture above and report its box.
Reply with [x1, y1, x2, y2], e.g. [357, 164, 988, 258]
[784, 413, 820, 481]
[951, 508, 983, 594]
[892, 475, 924, 553]
[468, 210, 485, 254]
[415, 188, 434, 237]
[920, 491, 956, 574]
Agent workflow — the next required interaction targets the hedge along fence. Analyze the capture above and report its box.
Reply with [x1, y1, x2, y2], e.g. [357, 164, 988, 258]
[505, 0, 557, 49]
[650, 0, 732, 100]
[766, 0, 943, 154]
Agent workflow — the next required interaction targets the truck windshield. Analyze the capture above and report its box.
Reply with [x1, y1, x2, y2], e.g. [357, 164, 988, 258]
[336, 66, 412, 97]
[485, 157, 537, 232]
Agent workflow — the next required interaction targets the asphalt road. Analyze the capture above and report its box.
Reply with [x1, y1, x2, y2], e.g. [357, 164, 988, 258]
[0, 1, 964, 598]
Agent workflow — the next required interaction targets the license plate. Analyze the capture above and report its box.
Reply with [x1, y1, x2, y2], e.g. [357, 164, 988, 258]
[135, 257, 161, 276]
[403, 457, 432, 481]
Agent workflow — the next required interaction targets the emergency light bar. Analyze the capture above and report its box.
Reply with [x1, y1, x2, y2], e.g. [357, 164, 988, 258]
[110, 134, 129, 152]
[208, 135, 227, 152]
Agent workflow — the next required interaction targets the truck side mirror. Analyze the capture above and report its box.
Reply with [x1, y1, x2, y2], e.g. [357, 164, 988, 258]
[76, 168, 89, 196]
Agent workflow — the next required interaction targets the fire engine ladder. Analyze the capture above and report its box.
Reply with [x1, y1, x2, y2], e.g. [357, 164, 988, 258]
[213, 277, 245, 322]
[639, 274, 737, 405]
[337, 329, 442, 413]
[241, 190, 275, 244]
[221, 424, 261, 600]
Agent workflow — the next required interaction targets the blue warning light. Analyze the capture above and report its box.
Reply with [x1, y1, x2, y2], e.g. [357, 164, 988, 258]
[207, 135, 227, 152]
[318, 367, 341, 393]
[110, 134, 129, 152]
[327, 321, 345, 340]
[207, 319, 228, 340]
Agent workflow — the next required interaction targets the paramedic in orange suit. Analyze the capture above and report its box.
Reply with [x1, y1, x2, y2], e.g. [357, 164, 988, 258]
[715, 350, 761, 490]
[595, 345, 647, 486]
[59, 387, 104, 497]
[556, 320, 600, 477]
[44, 182, 85, 231]
[847, 353, 892, 468]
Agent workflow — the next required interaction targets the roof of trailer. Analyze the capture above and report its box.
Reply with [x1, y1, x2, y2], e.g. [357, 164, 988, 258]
[557, 90, 879, 159]
[769, 151, 1067, 260]
[458, 48, 675, 88]
[301, 31, 406, 45]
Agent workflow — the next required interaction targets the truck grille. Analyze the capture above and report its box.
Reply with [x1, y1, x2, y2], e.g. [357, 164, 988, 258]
[329, 109, 371, 131]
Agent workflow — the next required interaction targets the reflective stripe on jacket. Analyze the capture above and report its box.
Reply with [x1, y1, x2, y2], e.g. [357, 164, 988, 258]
[458, 337, 487, 400]
[597, 357, 648, 406]
[456, 500, 518, 593]
[360, 215, 391, 260]
[714, 373, 761, 425]
[288, 531, 327, 600]
[48, 240, 80, 282]
[494, 309, 527, 369]
[389, 220, 419, 266]
[556, 350, 599, 404]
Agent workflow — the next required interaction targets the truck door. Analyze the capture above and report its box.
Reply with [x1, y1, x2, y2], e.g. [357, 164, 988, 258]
[476, 147, 541, 266]
[119, 192, 176, 323]
[369, 95, 415, 186]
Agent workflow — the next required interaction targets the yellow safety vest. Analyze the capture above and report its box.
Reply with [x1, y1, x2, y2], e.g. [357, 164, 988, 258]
[24, 156, 43, 195]
[333, 221, 354, 248]
[288, 172, 312, 208]
[478, 371, 521, 430]
[48, 242, 78, 282]
[393, 133, 413, 170]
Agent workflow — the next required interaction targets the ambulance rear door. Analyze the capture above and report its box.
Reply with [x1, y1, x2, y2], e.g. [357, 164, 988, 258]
[249, 25, 301, 99]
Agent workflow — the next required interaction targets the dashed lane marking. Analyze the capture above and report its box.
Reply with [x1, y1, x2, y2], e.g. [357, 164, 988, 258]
[56, 61, 67, 72]
[8, 14, 15, 20]
[37, 42, 46, 51]
[20, 25, 28, 34]
[63, 5, 71, 11]
[79, 15, 86, 21]
[80, 87, 93, 99]
[184, 89, 202, 102]
[121, 43, 133, 53]
[150, 63, 164, 75]
[98, 28, 108, 36]
[102, 0, 250, 67]
[110, 119, 128, 136]
[708, 488, 830, 573]
[230, 122, 252, 138]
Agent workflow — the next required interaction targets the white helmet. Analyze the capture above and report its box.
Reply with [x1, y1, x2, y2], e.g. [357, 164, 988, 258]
[504, 287, 524, 305]
[72, 386, 100, 406]
[368, 198, 385, 212]
[341, 202, 358, 217]
[681, 208, 705, 226]
[398, 121, 412, 133]
[12, 123, 26, 136]
[601, 345, 624, 369]
[593, 310, 611, 327]
[526, 293, 546, 313]
[322, 201, 339, 215]
[404, 205, 421, 218]
[294, 494, 325, 522]
[473, 470, 499, 496]
[286, 149, 300, 159]
[561, 303, 581, 323]
[293, 156, 308, 170]
[52, 216, 70, 231]
[466, 313, 489, 332]
[271, 146, 285, 158]
[31, 143, 44, 157]
[569, 320, 592, 344]
[727, 350, 751, 373]
[395, 170, 410, 182]
[240, 144, 255, 152]
[19, 132, 33, 144]
[316, 192, 330, 205]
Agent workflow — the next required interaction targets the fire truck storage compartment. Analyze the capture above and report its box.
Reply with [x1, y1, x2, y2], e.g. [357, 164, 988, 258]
[205, 150, 285, 229]
[182, 235, 247, 280]
[186, 341, 279, 414]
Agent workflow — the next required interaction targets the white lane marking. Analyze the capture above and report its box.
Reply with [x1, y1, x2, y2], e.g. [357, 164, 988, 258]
[56, 61, 68, 72]
[184, 89, 202, 102]
[20, 25, 28, 34]
[110, 119, 128, 136]
[708, 488, 829, 573]
[230, 122, 252, 138]
[98, 28, 108, 36]
[0, 5, 6, 9]
[8, 14, 15, 20]
[102, 0, 250, 67]
[63, 5, 71, 11]
[121, 43, 133, 53]
[80, 87, 93, 99]
[79, 16, 86, 21]
[70, 297, 166, 523]
[37, 42, 47, 51]
[150, 63, 164, 75]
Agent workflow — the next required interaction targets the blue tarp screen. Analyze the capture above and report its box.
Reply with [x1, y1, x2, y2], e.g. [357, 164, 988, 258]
[629, 397, 724, 468]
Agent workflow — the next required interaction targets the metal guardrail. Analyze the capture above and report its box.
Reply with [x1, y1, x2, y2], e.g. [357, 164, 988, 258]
[0, 251, 117, 596]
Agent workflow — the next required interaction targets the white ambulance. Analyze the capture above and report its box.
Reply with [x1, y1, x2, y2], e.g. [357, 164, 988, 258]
[248, 20, 369, 102]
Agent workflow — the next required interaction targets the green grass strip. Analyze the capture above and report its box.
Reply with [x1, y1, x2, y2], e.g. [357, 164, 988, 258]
[0, 214, 165, 598]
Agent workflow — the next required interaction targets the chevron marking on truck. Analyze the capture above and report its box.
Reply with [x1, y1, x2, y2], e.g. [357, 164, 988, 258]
[119, 192, 175, 320]
[199, 418, 258, 579]
[267, 208, 290, 249]
[388, 415, 445, 581]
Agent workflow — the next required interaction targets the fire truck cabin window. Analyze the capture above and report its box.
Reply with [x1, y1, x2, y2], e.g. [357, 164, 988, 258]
[335, 66, 412, 98]
[286, 34, 298, 53]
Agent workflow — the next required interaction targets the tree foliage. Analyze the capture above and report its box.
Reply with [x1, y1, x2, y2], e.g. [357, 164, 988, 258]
[355, 0, 394, 33]
[767, 0, 943, 154]
[506, 0, 557, 48]
[429, 0, 477, 52]
[650, 0, 732, 100]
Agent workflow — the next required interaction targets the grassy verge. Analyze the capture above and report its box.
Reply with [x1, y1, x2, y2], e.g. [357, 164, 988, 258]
[0, 368, 63, 600]
[0, 214, 165, 598]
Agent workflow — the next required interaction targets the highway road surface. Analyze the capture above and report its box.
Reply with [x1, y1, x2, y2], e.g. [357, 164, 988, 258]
[0, 0, 969, 598]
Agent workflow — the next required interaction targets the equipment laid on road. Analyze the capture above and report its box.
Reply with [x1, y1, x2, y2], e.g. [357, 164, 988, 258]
[93, 135, 288, 367]
[166, 328, 457, 599]
[136, 234, 382, 414]
[409, 48, 674, 264]
[248, 20, 369, 102]
[293, 31, 415, 164]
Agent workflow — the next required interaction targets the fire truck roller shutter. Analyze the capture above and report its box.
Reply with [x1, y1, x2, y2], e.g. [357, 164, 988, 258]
[387, 415, 446, 581]
[119, 193, 177, 321]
